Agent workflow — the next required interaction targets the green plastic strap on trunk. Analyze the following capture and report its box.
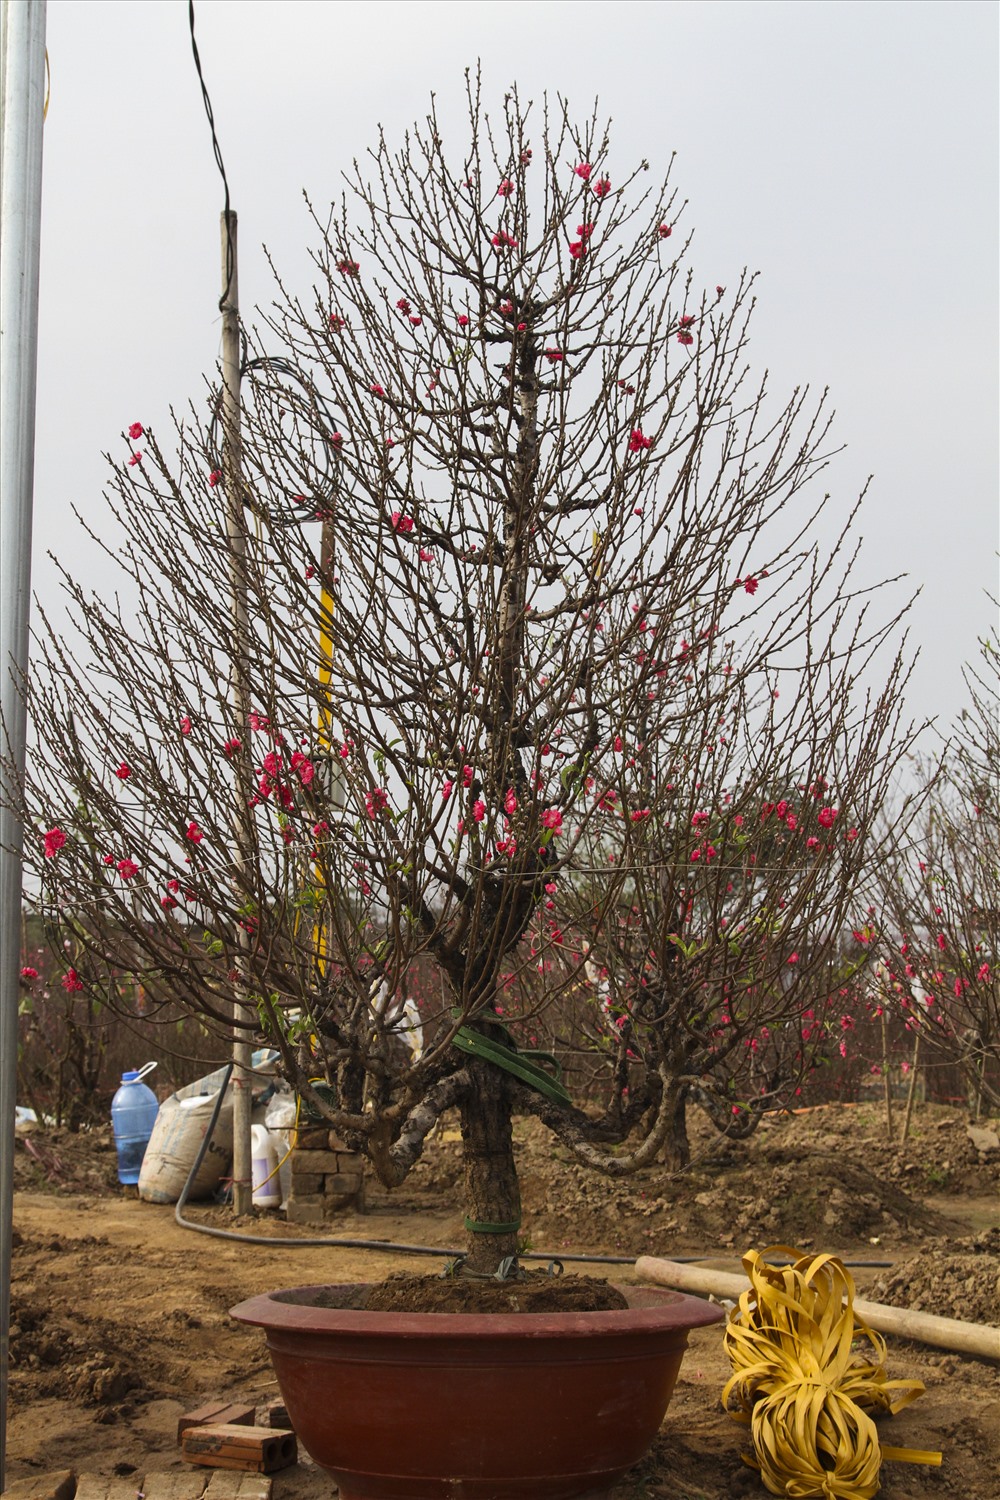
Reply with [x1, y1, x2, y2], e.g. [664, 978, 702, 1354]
[463, 1215, 522, 1234]
[452, 1026, 572, 1107]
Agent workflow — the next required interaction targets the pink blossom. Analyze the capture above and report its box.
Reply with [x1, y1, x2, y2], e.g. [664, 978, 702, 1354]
[817, 806, 838, 829]
[290, 750, 314, 786]
[504, 789, 518, 815]
[569, 241, 586, 260]
[806, 835, 820, 850]
[628, 430, 651, 453]
[222, 738, 242, 759]
[208, 469, 222, 488]
[337, 259, 359, 276]
[743, 577, 759, 595]
[391, 511, 414, 533]
[500, 299, 514, 316]
[330, 432, 343, 446]
[491, 232, 518, 249]
[473, 799, 486, 823]
[677, 330, 693, 346]
[498, 179, 514, 197]
[462, 765, 474, 788]
[541, 807, 563, 835]
[186, 822, 203, 844]
[787, 953, 799, 965]
[977, 962, 991, 982]
[544, 348, 564, 363]
[115, 762, 131, 780]
[418, 548, 434, 563]
[630, 808, 651, 822]
[127, 452, 143, 467]
[658, 223, 672, 239]
[161, 895, 177, 910]
[846, 827, 859, 841]
[441, 779, 453, 799]
[370, 383, 385, 396]
[409, 316, 421, 327]
[593, 177, 611, 198]
[128, 422, 144, 440]
[574, 163, 593, 181]
[396, 297, 411, 314]
[457, 314, 469, 327]
[116, 858, 139, 880]
[20, 966, 38, 980]
[43, 827, 66, 859]
[328, 313, 346, 330]
[180, 716, 192, 735]
[62, 968, 84, 993]
[365, 787, 389, 819]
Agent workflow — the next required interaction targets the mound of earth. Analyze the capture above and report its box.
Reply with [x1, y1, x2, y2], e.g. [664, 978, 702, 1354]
[9, 1286, 147, 1409]
[866, 1229, 1000, 1327]
[517, 1145, 953, 1257]
[13, 1123, 119, 1195]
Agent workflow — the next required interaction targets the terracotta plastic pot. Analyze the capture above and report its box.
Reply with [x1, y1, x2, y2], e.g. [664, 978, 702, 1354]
[231, 1282, 724, 1499]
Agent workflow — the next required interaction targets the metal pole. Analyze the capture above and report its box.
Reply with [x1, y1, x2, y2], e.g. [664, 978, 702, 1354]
[0, 0, 46, 1482]
[220, 210, 253, 1217]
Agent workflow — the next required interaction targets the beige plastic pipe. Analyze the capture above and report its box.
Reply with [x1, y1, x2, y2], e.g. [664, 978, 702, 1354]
[635, 1256, 1000, 1363]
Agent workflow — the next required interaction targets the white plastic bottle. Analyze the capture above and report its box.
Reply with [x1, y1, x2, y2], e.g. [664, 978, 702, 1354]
[250, 1122, 281, 1208]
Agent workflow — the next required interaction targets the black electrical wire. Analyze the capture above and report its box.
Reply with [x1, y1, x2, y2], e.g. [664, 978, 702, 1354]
[206, 355, 341, 522]
[188, 0, 234, 311]
[172, 1067, 891, 1271]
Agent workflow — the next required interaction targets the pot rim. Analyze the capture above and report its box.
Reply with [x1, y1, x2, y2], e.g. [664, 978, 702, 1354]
[230, 1282, 726, 1339]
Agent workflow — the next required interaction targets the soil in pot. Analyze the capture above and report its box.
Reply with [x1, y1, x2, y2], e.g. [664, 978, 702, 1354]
[363, 1271, 629, 1314]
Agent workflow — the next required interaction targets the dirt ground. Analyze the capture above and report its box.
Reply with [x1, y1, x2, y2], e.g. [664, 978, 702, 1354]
[6, 1101, 999, 1498]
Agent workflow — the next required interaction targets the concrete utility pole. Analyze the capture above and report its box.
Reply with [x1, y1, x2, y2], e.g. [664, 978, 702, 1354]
[0, 0, 46, 1484]
[220, 209, 254, 1217]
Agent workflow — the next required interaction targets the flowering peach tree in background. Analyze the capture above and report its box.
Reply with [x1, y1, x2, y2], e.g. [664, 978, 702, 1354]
[875, 637, 999, 1115]
[8, 83, 918, 1274]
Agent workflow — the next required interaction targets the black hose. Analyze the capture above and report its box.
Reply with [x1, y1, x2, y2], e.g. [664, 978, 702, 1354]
[172, 1067, 891, 1269]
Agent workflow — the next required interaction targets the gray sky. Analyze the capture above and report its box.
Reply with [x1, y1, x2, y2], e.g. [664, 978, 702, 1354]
[31, 0, 998, 735]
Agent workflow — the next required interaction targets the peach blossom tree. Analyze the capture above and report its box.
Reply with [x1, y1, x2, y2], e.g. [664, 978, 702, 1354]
[10, 84, 917, 1274]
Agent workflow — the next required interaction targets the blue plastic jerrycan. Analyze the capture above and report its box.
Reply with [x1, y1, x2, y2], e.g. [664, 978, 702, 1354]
[111, 1062, 160, 1184]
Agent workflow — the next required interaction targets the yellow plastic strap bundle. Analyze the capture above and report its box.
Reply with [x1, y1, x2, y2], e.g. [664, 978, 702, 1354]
[722, 1246, 942, 1499]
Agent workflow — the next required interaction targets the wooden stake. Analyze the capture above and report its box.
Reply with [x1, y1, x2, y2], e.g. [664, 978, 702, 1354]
[880, 1008, 893, 1143]
[899, 1031, 921, 1149]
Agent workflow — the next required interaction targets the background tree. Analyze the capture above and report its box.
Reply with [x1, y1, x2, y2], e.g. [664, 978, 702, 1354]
[9, 83, 916, 1276]
[876, 635, 999, 1115]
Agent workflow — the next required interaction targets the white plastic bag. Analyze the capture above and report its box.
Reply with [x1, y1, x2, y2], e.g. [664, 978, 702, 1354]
[138, 1065, 234, 1203]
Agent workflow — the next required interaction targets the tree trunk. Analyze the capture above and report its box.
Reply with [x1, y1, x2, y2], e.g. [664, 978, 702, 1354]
[660, 1081, 691, 1172]
[459, 1056, 521, 1276]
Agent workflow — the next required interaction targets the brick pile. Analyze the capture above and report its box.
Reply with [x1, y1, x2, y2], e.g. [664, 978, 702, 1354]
[286, 1126, 365, 1222]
